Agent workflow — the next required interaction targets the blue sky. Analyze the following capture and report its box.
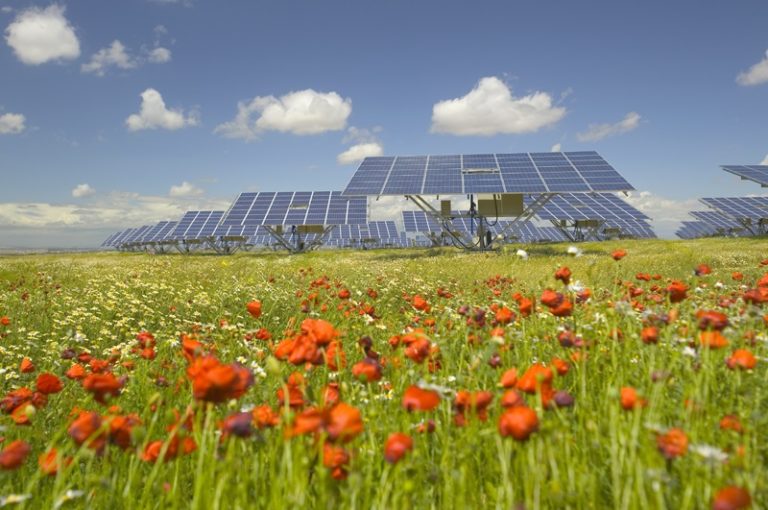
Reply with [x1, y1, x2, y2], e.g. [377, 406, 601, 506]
[1, 0, 767, 247]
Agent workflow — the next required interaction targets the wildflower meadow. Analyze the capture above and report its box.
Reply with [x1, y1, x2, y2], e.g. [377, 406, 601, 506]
[0, 238, 765, 509]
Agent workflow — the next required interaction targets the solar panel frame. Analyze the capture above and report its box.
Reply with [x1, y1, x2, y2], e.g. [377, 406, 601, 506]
[721, 165, 768, 186]
[343, 152, 634, 196]
[700, 196, 768, 220]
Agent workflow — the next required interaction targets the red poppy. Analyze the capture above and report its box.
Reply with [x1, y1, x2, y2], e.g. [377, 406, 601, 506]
[499, 368, 518, 388]
[83, 372, 124, 405]
[246, 300, 262, 318]
[612, 249, 627, 261]
[712, 486, 751, 510]
[620, 387, 647, 410]
[694, 263, 712, 276]
[640, 326, 659, 345]
[36, 373, 63, 394]
[65, 363, 86, 380]
[494, 307, 515, 325]
[109, 414, 142, 449]
[181, 335, 204, 362]
[38, 448, 70, 476]
[20, 357, 35, 373]
[322, 442, 350, 480]
[551, 358, 569, 376]
[667, 281, 688, 303]
[384, 433, 413, 464]
[325, 402, 364, 443]
[719, 415, 743, 434]
[187, 356, 253, 403]
[351, 357, 382, 382]
[697, 310, 729, 331]
[411, 295, 431, 312]
[300, 318, 339, 345]
[516, 364, 553, 394]
[325, 341, 347, 371]
[68, 411, 107, 451]
[453, 390, 493, 425]
[402, 385, 441, 412]
[500, 389, 525, 408]
[0, 316, 9, 326]
[554, 267, 571, 285]
[0, 440, 30, 470]
[337, 288, 351, 300]
[498, 406, 539, 441]
[700, 331, 729, 349]
[252, 405, 280, 429]
[656, 428, 688, 459]
[726, 349, 757, 370]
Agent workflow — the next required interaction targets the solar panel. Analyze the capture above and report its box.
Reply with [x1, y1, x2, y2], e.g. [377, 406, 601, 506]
[700, 197, 768, 220]
[172, 211, 225, 241]
[138, 221, 178, 243]
[676, 221, 718, 239]
[601, 219, 657, 239]
[101, 230, 124, 247]
[120, 225, 153, 245]
[689, 210, 742, 231]
[111, 228, 137, 247]
[344, 152, 634, 196]
[217, 191, 367, 236]
[721, 165, 768, 187]
[532, 193, 648, 222]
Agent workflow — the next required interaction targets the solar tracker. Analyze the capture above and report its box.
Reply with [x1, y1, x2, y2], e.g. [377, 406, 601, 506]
[101, 230, 125, 248]
[600, 219, 657, 239]
[171, 211, 225, 241]
[216, 192, 367, 237]
[700, 197, 768, 221]
[138, 221, 178, 244]
[721, 165, 768, 187]
[111, 228, 138, 248]
[676, 221, 718, 239]
[401, 211, 568, 243]
[689, 210, 743, 232]
[343, 152, 634, 196]
[120, 225, 153, 246]
[530, 193, 649, 222]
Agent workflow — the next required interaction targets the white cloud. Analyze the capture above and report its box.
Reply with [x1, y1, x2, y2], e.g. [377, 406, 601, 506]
[0, 112, 25, 134]
[623, 191, 700, 239]
[169, 181, 203, 197]
[148, 46, 171, 63]
[551, 143, 562, 152]
[4, 4, 80, 65]
[126, 88, 198, 131]
[0, 191, 231, 248]
[71, 184, 95, 198]
[337, 142, 384, 165]
[214, 89, 352, 140]
[1, 6, 13, 14]
[342, 126, 382, 144]
[81, 40, 137, 76]
[761, 154, 768, 165]
[430, 76, 566, 136]
[576, 112, 641, 142]
[736, 50, 768, 86]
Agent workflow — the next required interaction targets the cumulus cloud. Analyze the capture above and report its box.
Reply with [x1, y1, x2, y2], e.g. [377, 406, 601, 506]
[623, 191, 700, 239]
[148, 47, 171, 63]
[126, 88, 198, 131]
[736, 50, 768, 86]
[430, 76, 566, 136]
[0, 191, 231, 248]
[551, 143, 562, 152]
[4, 4, 80, 65]
[169, 181, 203, 197]
[71, 183, 95, 198]
[337, 142, 384, 165]
[0, 112, 25, 134]
[576, 112, 641, 142]
[214, 89, 352, 140]
[81, 40, 137, 76]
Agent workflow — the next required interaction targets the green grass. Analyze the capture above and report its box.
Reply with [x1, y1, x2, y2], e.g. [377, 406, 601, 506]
[0, 239, 765, 509]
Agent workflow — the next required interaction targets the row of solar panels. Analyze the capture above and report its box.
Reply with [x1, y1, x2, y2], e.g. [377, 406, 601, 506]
[676, 196, 768, 239]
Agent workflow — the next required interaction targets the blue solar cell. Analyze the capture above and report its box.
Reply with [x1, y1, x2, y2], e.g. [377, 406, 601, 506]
[721, 165, 768, 186]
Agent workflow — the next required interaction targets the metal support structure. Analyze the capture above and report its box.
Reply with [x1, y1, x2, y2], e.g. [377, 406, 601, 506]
[405, 195, 475, 248]
[264, 225, 335, 253]
[498, 193, 557, 240]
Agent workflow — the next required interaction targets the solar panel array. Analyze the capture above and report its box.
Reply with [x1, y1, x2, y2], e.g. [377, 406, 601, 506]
[721, 165, 768, 187]
[676, 221, 718, 239]
[215, 192, 367, 239]
[138, 221, 178, 243]
[344, 152, 634, 196]
[171, 211, 225, 241]
[700, 197, 768, 221]
[401, 211, 567, 242]
[689, 210, 742, 231]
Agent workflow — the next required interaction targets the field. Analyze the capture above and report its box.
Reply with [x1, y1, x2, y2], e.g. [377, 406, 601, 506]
[0, 239, 765, 509]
